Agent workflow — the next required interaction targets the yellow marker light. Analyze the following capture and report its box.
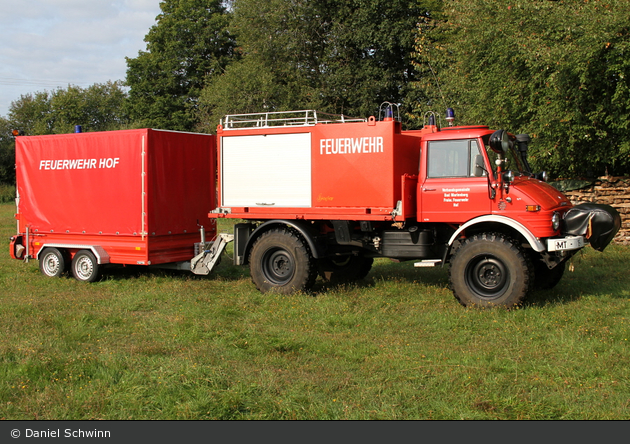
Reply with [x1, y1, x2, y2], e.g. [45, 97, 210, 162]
[525, 205, 541, 212]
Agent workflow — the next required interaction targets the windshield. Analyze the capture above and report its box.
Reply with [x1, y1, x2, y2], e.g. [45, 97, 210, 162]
[481, 134, 527, 177]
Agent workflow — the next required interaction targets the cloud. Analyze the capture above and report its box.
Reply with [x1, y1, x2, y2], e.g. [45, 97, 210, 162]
[0, 0, 162, 116]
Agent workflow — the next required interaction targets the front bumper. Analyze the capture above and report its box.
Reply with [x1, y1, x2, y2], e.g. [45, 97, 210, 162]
[546, 235, 585, 252]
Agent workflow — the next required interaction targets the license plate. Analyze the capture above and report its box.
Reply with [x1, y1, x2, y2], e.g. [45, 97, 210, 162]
[547, 236, 585, 252]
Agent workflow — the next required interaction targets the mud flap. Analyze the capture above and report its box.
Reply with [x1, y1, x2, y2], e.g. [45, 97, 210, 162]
[563, 203, 621, 251]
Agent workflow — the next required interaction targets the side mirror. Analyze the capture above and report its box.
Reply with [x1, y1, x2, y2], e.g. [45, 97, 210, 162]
[473, 155, 485, 177]
[535, 171, 548, 182]
[489, 130, 510, 154]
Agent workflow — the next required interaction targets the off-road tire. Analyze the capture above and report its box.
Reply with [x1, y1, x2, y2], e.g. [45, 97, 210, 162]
[530, 254, 566, 291]
[318, 255, 373, 283]
[249, 228, 317, 294]
[39, 247, 67, 278]
[449, 232, 533, 308]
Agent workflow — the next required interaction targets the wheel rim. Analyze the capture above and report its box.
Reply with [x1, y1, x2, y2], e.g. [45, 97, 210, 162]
[42, 253, 61, 276]
[75, 256, 94, 280]
[465, 255, 510, 299]
[261, 248, 295, 285]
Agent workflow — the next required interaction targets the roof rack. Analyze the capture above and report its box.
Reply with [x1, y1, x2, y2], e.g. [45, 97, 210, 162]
[221, 110, 366, 129]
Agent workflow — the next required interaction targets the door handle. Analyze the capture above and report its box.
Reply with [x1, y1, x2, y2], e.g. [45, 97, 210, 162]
[423, 188, 436, 192]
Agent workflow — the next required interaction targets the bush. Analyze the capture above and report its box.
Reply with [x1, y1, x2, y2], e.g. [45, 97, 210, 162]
[0, 184, 15, 203]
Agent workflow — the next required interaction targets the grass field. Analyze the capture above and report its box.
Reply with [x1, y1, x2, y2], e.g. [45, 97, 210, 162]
[1, 201, 629, 419]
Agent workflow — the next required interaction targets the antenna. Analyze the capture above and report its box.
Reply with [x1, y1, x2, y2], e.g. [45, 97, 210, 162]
[427, 61, 448, 112]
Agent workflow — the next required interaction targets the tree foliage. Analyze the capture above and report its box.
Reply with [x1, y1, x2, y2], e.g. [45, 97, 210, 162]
[198, 0, 429, 131]
[125, 0, 235, 131]
[7, 81, 129, 135]
[0, 117, 15, 184]
[413, 0, 630, 178]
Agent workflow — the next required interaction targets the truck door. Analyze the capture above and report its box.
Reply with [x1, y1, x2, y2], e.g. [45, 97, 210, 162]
[419, 138, 491, 223]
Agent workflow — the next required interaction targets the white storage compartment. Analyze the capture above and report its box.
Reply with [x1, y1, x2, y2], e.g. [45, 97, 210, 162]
[221, 133, 312, 207]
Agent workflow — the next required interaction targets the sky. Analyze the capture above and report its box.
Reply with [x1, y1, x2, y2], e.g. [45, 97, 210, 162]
[0, 0, 163, 117]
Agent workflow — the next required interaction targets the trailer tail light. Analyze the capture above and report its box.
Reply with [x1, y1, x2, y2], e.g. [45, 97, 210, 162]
[525, 205, 541, 212]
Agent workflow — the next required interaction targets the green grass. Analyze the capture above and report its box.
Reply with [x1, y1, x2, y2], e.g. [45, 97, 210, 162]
[1, 202, 629, 419]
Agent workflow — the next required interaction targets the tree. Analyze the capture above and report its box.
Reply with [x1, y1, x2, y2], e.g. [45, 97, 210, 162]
[125, 0, 235, 131]
[320, 0, 431, 119]
[0, 117, 15, 185]
[198, 0, 431, 130]
[7, 81, 129, 135]
[413, 0, 630, 178]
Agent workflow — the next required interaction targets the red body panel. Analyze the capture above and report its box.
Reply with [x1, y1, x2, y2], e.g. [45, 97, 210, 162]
[15, 129, 216, 265]
[489, 177, 571, 238]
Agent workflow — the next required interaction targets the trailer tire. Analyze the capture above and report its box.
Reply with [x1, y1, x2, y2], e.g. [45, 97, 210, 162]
[71, 250, 100, 283]
[39, 248, 67, 278]
[318, 255, 373, 283]
[249, 228, 317, 294]
[449, 233, 532, 308]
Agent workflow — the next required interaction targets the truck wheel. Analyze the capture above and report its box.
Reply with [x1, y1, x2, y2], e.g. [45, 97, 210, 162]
[71, 250, 100, 283]
[449, 233, 533, 308]
[39, 248, 67, 278]
[531, 257, 566, 291]
[249, 228, 317, 294]
[318, 255, 373, 283]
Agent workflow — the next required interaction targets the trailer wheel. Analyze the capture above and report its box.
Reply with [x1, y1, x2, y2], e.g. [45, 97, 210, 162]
[318, 255, 373, 283]
[449, 233, 533, 308]
[249, 228, 317, 294]
[39, 248, 67, 278]
[531, 257, 566, 291]
[71, 250, 100, 283]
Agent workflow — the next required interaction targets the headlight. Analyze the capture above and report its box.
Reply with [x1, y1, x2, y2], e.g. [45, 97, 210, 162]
[552, 212, 561, 231]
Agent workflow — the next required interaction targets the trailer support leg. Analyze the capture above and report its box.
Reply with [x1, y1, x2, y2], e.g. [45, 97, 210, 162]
[190, 233, 234, 275]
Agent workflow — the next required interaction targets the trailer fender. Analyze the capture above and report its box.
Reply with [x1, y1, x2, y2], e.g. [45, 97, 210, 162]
[37, 244, 111, 265]
[444, 215, 545, 263]
[241, 220, 321, 265]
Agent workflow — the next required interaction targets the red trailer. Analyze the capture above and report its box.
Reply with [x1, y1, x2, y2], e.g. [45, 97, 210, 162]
[10, 129, 221, 281]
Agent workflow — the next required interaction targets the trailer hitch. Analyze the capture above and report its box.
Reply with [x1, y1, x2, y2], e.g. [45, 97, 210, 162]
[190, 233, 234, 275]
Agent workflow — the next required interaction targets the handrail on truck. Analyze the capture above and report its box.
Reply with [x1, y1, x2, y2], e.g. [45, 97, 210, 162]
[221, 110, 366, 129]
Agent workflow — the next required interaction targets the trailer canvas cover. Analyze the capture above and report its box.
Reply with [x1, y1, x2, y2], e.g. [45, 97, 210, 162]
[16, 129, 216, 265]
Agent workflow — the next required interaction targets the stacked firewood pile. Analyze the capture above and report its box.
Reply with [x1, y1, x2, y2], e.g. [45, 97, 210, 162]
[555, 176, 630, 245]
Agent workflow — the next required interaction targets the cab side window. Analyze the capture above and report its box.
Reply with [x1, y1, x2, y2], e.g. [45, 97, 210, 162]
[427, 139, 483, 178]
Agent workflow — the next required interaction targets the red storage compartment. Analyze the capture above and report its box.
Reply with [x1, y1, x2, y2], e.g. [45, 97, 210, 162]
[216, 118, 420, 221]
[15, 129, 216, 265]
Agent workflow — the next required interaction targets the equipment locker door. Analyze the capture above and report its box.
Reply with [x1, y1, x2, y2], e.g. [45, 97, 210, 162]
[221, 133, 312, 208]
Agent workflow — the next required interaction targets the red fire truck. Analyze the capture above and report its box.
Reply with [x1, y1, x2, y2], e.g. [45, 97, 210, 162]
[9, 105, 621, 307]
